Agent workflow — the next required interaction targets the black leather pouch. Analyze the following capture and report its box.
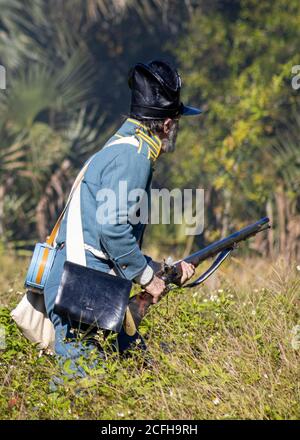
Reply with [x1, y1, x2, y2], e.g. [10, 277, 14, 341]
[54, 261, 132, 333]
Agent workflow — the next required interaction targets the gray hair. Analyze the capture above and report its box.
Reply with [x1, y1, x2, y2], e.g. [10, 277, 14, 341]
[136, 118, 165, 136]
[123, 115, 179, 152]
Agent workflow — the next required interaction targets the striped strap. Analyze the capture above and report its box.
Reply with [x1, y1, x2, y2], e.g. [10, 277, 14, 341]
[45, 158, 93, 246]
[35, 158, 94, 286]
[35, 136, 140, 286]
[35, 245, 52, 286]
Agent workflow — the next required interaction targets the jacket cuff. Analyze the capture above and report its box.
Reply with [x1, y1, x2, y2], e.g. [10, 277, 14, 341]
[134, 265, 154, 286]
[144, 254, 153, 265]
[112, 245, 148, 280]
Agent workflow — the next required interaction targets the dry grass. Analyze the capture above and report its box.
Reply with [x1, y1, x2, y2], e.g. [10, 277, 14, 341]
[0, 253, 299, 419]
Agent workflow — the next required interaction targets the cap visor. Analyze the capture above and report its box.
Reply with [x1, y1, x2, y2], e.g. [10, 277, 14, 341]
[181, 104, 202, 116]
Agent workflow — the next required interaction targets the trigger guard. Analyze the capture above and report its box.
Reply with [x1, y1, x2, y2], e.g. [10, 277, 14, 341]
[183, 248, 233, 288]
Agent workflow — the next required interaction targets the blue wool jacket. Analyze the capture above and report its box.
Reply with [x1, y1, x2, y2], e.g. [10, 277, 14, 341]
[55, 118, 162, 280]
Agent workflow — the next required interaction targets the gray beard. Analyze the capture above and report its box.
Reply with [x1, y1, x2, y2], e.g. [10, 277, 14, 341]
[161, 120, 179, 153]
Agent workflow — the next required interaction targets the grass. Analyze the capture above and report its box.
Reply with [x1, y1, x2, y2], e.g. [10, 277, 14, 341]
[0, 253, 299, 420]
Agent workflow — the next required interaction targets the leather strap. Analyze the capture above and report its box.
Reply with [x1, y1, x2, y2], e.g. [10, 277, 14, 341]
[66, 136, 139, 266]
[36, 135, 139, 287]
[35, 157, 94, 287]
[45, 158, 93, 246]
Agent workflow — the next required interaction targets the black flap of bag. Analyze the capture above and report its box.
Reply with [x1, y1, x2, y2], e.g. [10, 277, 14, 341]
[54, 261, 132, 333]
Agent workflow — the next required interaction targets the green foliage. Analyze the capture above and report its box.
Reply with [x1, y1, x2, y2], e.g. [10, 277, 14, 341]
[0, 0, 190, 247]
[165, 0, 300, 249]
[0, 0, 299, 254]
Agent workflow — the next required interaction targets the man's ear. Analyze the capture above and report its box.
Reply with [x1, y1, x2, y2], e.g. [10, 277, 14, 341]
[162, 118, 174, 136]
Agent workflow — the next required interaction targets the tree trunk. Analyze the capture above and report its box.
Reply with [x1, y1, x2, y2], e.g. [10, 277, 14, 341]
[221, 188, 231, 237]
[266, 198, 274, 258]
[0, 184, 5, 238]
[275, 184, 287, 256]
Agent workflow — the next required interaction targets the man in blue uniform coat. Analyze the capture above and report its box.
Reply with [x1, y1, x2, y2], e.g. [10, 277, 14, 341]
[44, 60, 202, 371]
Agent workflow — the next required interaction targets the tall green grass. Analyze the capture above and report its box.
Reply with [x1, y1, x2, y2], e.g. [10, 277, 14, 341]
[0, 254, 299, 419]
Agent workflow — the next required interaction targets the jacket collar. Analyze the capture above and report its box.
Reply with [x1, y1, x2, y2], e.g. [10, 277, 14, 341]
[116, 117, 162, 161]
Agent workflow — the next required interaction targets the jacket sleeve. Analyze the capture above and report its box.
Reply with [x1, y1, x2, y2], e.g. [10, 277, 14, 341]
[96, 149, 152, 280]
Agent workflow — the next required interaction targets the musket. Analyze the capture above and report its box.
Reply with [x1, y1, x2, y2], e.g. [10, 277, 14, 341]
[124, 217, 271, 336]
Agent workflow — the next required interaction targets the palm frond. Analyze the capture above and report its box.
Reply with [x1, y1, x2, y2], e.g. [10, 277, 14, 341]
[54, 50, 97, 111]
[3, 65, 58, 129]
[64, 106, 107, 160]
[1, 48, 97, 130]
[85, 0, 163, 22]
[0, 0, 46, 68]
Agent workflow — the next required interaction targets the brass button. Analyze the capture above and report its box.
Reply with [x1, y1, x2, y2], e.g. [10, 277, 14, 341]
[121, 264, 127, 270]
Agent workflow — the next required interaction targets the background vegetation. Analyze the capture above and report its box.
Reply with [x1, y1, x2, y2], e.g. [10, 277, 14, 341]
[0, 0, 299, 420]
[0, 0, 299, 258]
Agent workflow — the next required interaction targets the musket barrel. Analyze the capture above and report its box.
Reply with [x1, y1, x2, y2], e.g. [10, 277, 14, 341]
[183, 217, 270, 265]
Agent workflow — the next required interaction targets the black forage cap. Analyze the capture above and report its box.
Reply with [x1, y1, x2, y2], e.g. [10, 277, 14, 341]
[128, 60, 202, 120]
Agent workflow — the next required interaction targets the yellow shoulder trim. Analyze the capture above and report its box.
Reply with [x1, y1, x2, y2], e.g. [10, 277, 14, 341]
[127, 118, 149, 132]
[137, 137, 143, 153]
[135, 130, 162, 160]
[127, 118, 162, 161]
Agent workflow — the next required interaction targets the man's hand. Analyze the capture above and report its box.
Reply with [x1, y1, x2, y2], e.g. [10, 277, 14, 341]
[149, 258, 195, 287]
[176, 261, 195, 285]
[144, 275, 166, 304]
